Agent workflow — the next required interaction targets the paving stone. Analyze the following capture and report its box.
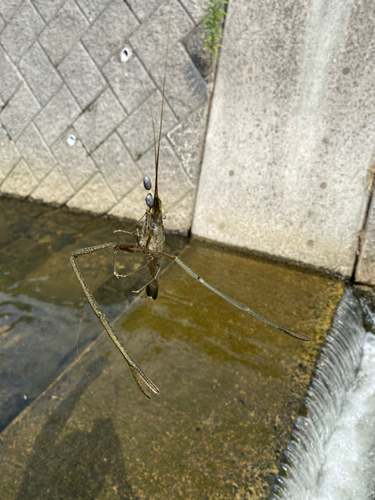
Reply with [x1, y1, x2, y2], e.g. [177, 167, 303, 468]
[137, 137, 193, 212]
[163, 188, 195, 234]
[58, 42, 106, 109]
[82, 0, 139, 67]
[102, 52, 155, 114]
[183, 20, 209, 78]
[34, 85, 80, 146]
[168, 102, 207, 185]
[39, 0, 89, 65]
[117, 89, 177, 160]
[151, 42, 207, 119]
[75, 0, 112, 23]
[0, 46, 21, 103]
[0, 0, 44, 64]
[66, 172, 117, 214]
[0, 124, 21, 177]
[30, 164, 75, 204]
[108, 179, 149, 220]
[32, 0, 66, 23]
[0, 83, 40, 140]
[0, 0, 23, 22]
[16, 123, 56, 181]
[92, 131, 142, 200]
[52, 128, 97, 190]
[0, 158, 37, 197]
[179, 0, 206, 24]
[73, 88, 126, 152]
[129, 0, 194, 70]
[126, 0, 162, 22]
[19, 41, 63, 107]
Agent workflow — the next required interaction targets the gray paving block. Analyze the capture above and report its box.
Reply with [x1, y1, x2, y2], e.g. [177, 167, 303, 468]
[76, 0, 112, 23]
[151, 43, 207, 119]
[117, 89, 177, 161]
[179, 0, 206, 24]
[16, 123, 56, 181]
[30, 164, 75, 204]
[108, 179, 150, 220]
[38, 0, 89, 65]
[66, 172, 117, 214]
[19, 41, 63, 107]
[168, 102, 207, 186]
[0, 124, 21, 177]
[183, 20, 209, 78]
[129, 0, 194, 70]
[137, 137, 192, 212]
[0, 83, 40, 140]
[82, 0, 139, 67]
[163, 188, 195, 234]
[34, 85, 80, 146]
[0, 46, 21, 103]
[126, 0, 162, 21]
[32, 0, 66, 23]
[73, 88, 126, 152]
[0, 0, 44, 64]
[92, 132, 142, 200]
[58, 42, 106, 109]
[0, 158, 37, 197]
[0, 0, 23, 22]
[52, 128, 97, 190]
[102, 52, 155, 114]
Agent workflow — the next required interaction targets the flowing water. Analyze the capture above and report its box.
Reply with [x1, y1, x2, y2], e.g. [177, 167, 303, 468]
[271, 288, 375, 500]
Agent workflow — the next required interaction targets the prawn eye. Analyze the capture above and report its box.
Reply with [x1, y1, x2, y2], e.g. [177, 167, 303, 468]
[143, 175, 152, 191]
[146, 193, 154, 208]
[152, 223, 156, 230]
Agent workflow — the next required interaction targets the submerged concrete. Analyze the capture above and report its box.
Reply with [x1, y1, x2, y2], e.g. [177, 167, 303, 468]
[0, 199, 344, 499]
[193, 0, 375, 278]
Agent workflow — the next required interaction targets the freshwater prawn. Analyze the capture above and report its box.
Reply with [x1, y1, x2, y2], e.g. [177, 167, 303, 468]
[70, 25, 310, 400]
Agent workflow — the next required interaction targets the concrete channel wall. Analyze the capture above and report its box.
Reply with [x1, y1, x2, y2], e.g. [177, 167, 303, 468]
[193, 0, 375, 283]
[0, 0, 208, 234]
[1, 0, 375, 284]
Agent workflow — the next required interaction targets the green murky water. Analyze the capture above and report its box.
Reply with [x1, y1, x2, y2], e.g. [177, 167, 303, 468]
[0, 197, 343, 499]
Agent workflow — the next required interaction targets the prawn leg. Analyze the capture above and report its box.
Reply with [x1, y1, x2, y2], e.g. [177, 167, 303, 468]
[70, 243, 160, 399]
[152, 250, 310, 342]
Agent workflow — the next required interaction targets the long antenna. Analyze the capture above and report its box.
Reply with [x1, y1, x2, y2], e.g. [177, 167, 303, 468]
[155, 7, 172, 200]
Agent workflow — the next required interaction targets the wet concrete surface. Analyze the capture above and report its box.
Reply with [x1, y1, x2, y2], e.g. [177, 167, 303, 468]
[0, 197, 344, 499]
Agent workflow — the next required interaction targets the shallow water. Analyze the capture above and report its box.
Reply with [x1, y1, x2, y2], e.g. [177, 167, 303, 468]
[0, 197, 185, 431]
[0, 197, 343, 499]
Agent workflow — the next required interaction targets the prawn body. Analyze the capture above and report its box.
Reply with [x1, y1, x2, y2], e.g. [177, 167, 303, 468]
[142, 196, 165, 300]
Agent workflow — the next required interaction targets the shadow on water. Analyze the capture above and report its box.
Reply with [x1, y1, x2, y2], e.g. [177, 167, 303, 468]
[14, 357, 135, 500]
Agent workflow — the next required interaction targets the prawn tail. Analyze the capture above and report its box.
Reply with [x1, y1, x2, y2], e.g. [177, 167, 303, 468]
[146, 280, 159, 300]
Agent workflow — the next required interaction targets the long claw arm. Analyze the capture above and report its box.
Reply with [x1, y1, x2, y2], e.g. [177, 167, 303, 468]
[69, 243, 160, 398]
[154, 250, 310, 342]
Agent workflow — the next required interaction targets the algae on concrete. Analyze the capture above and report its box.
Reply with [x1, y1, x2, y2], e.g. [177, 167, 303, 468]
[0, 199, 343, 500]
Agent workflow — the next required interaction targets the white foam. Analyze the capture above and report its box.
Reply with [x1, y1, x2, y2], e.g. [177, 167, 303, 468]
[310, 332, 375, 500]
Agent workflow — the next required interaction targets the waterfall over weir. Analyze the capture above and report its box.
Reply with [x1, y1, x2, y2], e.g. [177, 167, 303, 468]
[270, 288, 375, 500]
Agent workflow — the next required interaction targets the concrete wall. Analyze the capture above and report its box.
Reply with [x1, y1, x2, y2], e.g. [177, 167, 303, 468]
[192, 0, 375, 280]
[0, 0, 208, 234]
